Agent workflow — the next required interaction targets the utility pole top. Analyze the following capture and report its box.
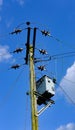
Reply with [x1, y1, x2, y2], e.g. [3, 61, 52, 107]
[26, 21, 31, 26]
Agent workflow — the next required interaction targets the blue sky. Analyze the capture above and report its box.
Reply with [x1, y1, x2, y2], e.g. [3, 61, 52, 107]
[0, 0, 75, 130]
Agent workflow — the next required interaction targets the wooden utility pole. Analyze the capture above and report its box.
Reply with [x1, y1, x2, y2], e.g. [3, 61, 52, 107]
[10, 21, 55, 130]
[25, 24, 38, 130]
[29, 45, 38, 130]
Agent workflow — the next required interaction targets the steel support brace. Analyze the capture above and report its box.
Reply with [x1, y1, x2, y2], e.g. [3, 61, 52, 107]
[36, 101, 54, 117]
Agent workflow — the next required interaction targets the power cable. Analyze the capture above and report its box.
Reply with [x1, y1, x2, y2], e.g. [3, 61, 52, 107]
[45, 52, 75, 61]
[0, 33, 9, 38]
[51, 54, 75, 60]
[0, 21, 75, 52]
[35, 46, 75, 61]
[15, 21, 31, 29]
[0, 69, 24, 107]
[0, 47, 25, 57]
[54, 59, 58, 78]
[34, 54, 75, 63]
[51, 51, 75, 58]
[56, 82, 75, 105]
[0, 27, 26, 39]
[24, 94, 29, 130]
[38, 27, 75, 50]
[15, 22, 27, 29]
[63, 77, 75, 84]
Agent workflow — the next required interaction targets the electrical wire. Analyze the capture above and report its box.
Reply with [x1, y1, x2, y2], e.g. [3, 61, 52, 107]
[51, 54, 75, 60]
[50, 35, 63, 43]
[38, 27, 75, 51]
[51, 51, 75, 58]
[0, 21, 75, 52]
[35, 46, 75, 61]
[63, 77, 75, 84]
[54, 59, 58, 78]
[47, 52, 75, 61]
[56, 82, 75, 105]
[24, 94, 29, 130]
[34, 54, 75, 63]
[0, 47, 25, 57]
[36, 53, 75, 105]
[0, 27, 26, 39]
[0, 69, 24, 107]
[38, 28, 64, 43]
[15, 21, 50, 31]
[15, 22, 27, 29]
[34, 57, 51, 63]
[15, 21, 34, 29]
[0, 33, 9, 38]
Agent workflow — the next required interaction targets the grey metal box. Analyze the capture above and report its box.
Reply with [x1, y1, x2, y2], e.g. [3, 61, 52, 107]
[36, 75, 55, 105]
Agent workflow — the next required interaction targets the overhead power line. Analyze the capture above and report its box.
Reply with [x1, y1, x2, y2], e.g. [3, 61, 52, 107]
[1, 21, 75, 130]
[51, 51, 75, 57]
[34, 49, 75, 63]
[0, 69, 24, 107]
[56, 82, 75, 106]
[63, 77, 75, 84]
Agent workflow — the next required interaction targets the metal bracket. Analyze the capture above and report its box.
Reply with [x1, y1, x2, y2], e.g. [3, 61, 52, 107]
[34, 91, 55, 116]
[35, 100, 54, 117]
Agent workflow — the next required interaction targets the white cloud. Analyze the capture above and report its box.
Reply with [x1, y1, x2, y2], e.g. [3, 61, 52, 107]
[0, 45, 12, 62]
[56, 123, 75, 130]
[16, 0, 25, 6]
[60, 62, 75, 104]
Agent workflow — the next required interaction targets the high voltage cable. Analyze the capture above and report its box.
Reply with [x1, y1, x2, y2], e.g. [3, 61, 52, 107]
[15, 21, 31, 29]
[0, 33, 9, 38]
[1, 46, 73, 60]
[51, 51, 75, 57]
[0, 47, 25, 57]
[0, 22, 75, 52]
[1, 21, 75, 105]
[52, 54, 75, 60]
[0, 69, 24, 107]
[0, 21, 74, 50]
[24, 94, 29, 130]
[0, 21, 67, 44]
[1, 21, 75, 130]
[56, 82, 75, 106]
[63, 77, 75, 84]
[44, 51, 75, 60]
[26, 47, 75, 106]
[35, 47, 75, 60]
[35, 63, 75, 105]
[34, 52, 75, 63]
[0, 28, 26, 38]
[1, 46, 75, 72]
[1, 21, 75, 127]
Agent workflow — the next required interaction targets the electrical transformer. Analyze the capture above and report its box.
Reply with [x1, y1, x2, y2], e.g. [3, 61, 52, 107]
[36, 75, 55, 105]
